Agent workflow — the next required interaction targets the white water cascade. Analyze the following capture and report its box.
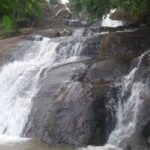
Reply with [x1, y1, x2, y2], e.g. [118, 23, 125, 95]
[101, 9, 124, 27]
[0, 29, 149, 150]
[0, 31, 86, 138]
[0, 37, 59, 136]
[80, 51, 150, 150]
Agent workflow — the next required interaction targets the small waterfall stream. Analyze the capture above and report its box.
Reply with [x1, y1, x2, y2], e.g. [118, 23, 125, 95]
[80, 52, 150, 150]
[0, 30, 88, 149]
[0, 38, 59, 135]
[101, 9, 124, 27]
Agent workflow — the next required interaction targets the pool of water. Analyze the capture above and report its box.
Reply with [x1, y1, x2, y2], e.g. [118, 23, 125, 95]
[0, 135, 75, 150]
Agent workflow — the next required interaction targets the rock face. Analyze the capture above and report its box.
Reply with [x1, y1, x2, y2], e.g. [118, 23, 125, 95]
[0, 36, 25, 67]
[22, 27, 150, 147]
[99, 27, 150, 60]
[23, 59, 121, 146]
[2, 27, 150, 148]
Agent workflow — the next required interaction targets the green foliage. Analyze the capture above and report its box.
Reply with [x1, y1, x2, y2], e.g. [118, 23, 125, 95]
[0, 15, 12, 32]
[83, 0, 112, 18]
[69, 0, 84, 13]
[69, 0, 150, 19]
[0, 0, 45, 31]
[69, 0, 113, 18]
[113, 0, 150, 14]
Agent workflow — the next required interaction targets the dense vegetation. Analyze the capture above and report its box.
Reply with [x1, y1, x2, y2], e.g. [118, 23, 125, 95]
[0, 0, 45, 32]
[69, 0, 150, 19]
[1, 0, 150, 35]
[49, 0, 60, 4]
[69, 0, 83, 14]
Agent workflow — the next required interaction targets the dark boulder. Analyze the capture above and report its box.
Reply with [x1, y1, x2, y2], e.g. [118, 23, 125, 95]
[23, 59, 120, 146]
[99, 27, 150, 61]
[85, 59, 128, 83]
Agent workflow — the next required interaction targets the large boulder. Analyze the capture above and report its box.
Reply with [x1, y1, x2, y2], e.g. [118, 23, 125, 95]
[22, 55, 128, 146]
[22, 27, 150, 147]
[99, 27, 150, 61]
[85, 59, 128, 83]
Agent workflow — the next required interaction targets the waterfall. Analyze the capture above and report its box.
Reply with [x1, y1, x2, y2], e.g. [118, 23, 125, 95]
[0, 28, 150, 150]
[80, 51, 150, 150]
[108, 51, 150, 148]
[0, 37, 59, 136]
[101, 9, 124, 27]
[0, 32, 88, 137]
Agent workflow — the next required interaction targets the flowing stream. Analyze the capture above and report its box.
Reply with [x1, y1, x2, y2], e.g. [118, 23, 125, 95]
[0, 38, 59, 136]
[0, 31, 88, 149]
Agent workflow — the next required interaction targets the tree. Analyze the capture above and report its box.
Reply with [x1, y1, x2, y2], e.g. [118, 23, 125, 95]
[69, 0, 150, 20]
[69, 0, 84, 13]
[49, 0, 60, 4]
[81, 0, 112, 18]
[0, 0, 45, 31]
[112, 0, 150, 14]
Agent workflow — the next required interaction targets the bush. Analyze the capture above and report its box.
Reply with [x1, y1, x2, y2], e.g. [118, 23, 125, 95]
[0, 0, 45, 31]
[69, 0, 150, 21]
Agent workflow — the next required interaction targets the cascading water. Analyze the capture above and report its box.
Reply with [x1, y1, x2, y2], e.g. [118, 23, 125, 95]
[0, 32, 87, 149]
[0, 38, 59, 136]
[0, 25, 150, 150]
[107, 51, 150, 150]
[101, 9, 124, 27]
[80, 51, 150, 150]
[0, 29, 86, 137]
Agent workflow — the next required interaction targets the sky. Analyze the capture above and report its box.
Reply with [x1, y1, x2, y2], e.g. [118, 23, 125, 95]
[61, 0, 69, 4]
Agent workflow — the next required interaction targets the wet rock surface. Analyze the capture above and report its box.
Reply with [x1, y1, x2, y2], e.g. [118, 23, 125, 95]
[1, 26, 150, 148]
[0, 36, 25, 67]
[99, 27, 150, 60]
[23, 60, 120, 146]
[23, 27, 150, 147]
[85, 59, 128, 83]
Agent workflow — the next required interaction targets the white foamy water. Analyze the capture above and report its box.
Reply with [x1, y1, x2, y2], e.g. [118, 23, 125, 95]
[0, 134, 53, 150]
[0, 134, 29, 144]
[72, 28, 85, 37]
[101, 9, 124, 27]
[107, 52, 150, 147]
[78, 144, 121, 150]
[108, 82, 147, 145]
[0, 33, 87, 138]
[0, 37, 59, 136]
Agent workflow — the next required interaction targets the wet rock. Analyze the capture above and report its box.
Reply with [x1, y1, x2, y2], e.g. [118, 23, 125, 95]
[21, 27, 150, 147]
[2, 26, 150, 148]
[23, 60, 119, 146]
[23, 62, 94, 146]
[110, 9, 150, 25]
[0, 36, 24, 68]
[90, 24, 139, 33]
[89, 85, 118, 145]
[68, 19, 81, 27]
[80, 35, 102, 57]
[27, 35, 43, 41]
[100, 27, 150, 61]
[60, 29, 72, 36]
[85, 59, 128, 83]
[55, 7, 72, 18]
